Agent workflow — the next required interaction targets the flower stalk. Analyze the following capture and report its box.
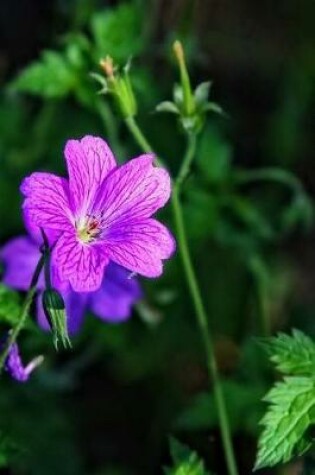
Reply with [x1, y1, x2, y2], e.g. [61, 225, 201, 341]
[0, 252, 46, 373]
[122, 115, 239, 475]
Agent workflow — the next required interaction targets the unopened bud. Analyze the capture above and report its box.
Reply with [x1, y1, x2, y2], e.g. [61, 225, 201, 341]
[42, 289, 71, 350]
[172, 40, 194, 117]
[99, 55, 115, 80]
[173, 40, 185, 65]
[98, 56, 137, 118]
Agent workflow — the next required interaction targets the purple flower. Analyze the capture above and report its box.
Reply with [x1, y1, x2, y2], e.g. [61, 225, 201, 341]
[0, 235, 142, 334]
[3, 341, 43, 382]
[21, 136, 175, 292]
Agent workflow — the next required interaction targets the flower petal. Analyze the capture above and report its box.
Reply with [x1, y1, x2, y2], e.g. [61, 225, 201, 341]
[0, 236, 44, 291]
[52, 229, 109, 292]
[103, 218, 175, 277]
[64, 135, 116, 215]
[92, 154, 171, 224]
[89, 263, 142, 322]
[21, 173, 72, 231]
[23, 211, 60, 247]
[37, 291, 87, 335]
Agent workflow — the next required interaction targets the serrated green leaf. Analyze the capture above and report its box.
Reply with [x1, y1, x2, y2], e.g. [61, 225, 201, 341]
[164, 438, 211, 475]
[91, 3, 144, 62]
[255, 376, 315, 469]
[10, 51, 76, 98]
[267, 329, 315, 376]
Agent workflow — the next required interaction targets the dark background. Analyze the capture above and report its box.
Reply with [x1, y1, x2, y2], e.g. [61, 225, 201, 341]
[0, 1, 315, 474]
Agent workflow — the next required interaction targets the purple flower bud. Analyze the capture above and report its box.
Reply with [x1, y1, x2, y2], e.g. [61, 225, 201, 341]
[4, 341, 43, 383]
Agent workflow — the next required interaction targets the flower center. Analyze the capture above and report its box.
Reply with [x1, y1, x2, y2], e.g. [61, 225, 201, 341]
[76, 216, 101, 244]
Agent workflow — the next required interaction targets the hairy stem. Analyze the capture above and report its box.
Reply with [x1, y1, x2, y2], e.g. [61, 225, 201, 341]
[124, 116, 239, 475]
[0, 254, 45, 373]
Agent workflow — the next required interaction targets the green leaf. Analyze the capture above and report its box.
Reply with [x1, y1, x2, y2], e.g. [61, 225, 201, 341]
[266, 329, 315, 376]
[0, 284, 23, 325]
[156, 101, 180, 114]
[255, 376, 315, 469]
[173, 84, 184, 107]
[194, 82, 211, 107]
[10, 51, 76, 98]
[91, 3, 144, 62]
[164, 438, 211, 475]
[203, 102, 226, 117]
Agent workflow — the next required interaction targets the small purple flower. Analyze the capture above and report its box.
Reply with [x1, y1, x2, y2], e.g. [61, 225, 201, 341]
[21, 136, 175, 292]
[4, 341, 43, 382]
[0, 235, 142, 334]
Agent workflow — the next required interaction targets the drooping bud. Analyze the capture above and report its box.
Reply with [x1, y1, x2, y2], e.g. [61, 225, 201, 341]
[42, 289, 71, 350]
[92, 56, 137, 118]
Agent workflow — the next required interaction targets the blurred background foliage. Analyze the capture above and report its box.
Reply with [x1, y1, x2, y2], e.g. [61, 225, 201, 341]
[0, 0, 315, 473]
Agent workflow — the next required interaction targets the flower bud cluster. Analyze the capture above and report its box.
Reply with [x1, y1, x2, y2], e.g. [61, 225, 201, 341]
[156, 41, 224, 134]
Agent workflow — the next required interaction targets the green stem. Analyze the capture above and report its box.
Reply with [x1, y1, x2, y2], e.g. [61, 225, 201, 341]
[0, 254, 46, 373]
[123, 116, 238, 475]
[124, 116, 152, 153]
[176, 133, 197, 186]
[97, 101, 124, 160]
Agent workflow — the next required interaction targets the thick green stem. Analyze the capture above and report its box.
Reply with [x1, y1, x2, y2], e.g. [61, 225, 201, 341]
[0, 254, 45, 373]
[123, 116, 238, 475]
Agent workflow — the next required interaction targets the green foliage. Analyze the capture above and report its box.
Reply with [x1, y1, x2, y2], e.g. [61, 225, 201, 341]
[266, 329, 315, 376]
[0, 284, 23, 326]
[255, 330, 315, 469]
[255, 376, 315, 470]
[91, 3, 144, 62]
[164, 438, 211, 475]
[0, 432, 15, 468]
[2, 0, 315, 473]
[11, 51, 77, 98]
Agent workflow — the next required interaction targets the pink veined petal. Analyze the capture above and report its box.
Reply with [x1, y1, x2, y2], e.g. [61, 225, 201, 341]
[21, 173, 72, 231]
[52, 229, 109, 292]
[103, 218, 176, 278]
[64, 135, 116, 215]
[23, 210, 62, 247]
[92, 155, 171, 224]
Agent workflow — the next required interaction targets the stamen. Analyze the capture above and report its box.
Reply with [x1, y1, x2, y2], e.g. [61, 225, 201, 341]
[76, 215, 101, 244]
